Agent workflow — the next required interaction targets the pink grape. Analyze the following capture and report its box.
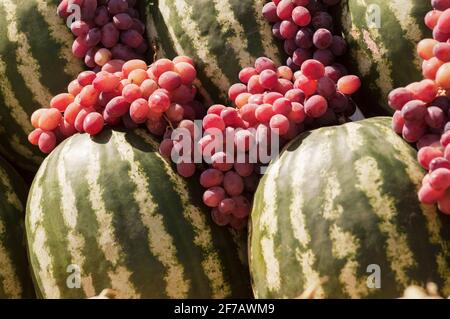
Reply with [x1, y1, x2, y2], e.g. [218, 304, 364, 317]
[418, 183, 446, 204]
[83, 112, 104, 135]
[269, 114, 290, 135]
[388, 87, 414, 110]
[305, 95, 328, 118]
[218, 198, 236, 215]
[105, 96, 130, 117]
[211, 209, 231, 226]
[232, 196, 251, 219]
[255, 57, 277, 73]
[177, 162, 196, 178]
[203, 187, 226, 208]
[255, 104, 274, 123]
[157, 71, 182, 91]
[38, 131, 56, 154]
[292, 6, 311, 26]
[203, 114, 225, 131]
[276, 0, 294, 20]
[259, 69, 278, 89]
[418, 146, 444, 170]
[272, 98, 292, 116]
[200, 169, 224, 188]
[39, 109, 62, 131]
[223, 171, 245, 197]
[148, 91, 171, 113]
[337, 75, 361, 95]
[166, 103, 184, 123]
[129, 98, 149, 123]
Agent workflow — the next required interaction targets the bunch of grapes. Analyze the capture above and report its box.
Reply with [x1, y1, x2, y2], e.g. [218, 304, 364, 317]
[57, 0, 147, 69]
[262, 0, 347, 72]
[28, 57, 204, 154]
[388, 1, 450, 214]
[167, 56, 359, 229]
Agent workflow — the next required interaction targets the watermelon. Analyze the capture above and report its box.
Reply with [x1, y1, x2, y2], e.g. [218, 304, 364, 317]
[0, 0, 84, 171]
[0, 155, 35, 298]
[249, 117, 450, 299]
[141, 0, 286, 105]
[336, 0, 431, 116]
[26, 128, 252, 299]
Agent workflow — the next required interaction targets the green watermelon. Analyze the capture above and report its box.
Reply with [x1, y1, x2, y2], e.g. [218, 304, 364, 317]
[250, 117, 450, 299]
[0, 155, 35, 298]
[337, 0, 431, 116]
[0, 0, 84, 171]
[141, 0, 286, 105]
[26, 128, 252, 299]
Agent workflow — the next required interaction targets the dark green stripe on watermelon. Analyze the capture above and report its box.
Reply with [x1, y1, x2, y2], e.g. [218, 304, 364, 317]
[26, 129, 252, 299]
[250, 117, 450, 299]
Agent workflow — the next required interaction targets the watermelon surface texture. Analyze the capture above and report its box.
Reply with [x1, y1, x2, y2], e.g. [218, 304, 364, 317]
[141, 0, 286, 105]
[0, 155, 35, 298]
[26, 128, 252, 299]
[337, 0, 431, 116]
[0, 0, 84, 171]
[250, 117, 450, 298]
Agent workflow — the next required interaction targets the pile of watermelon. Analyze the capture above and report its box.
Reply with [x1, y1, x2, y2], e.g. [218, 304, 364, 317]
[1, 0, 450, 300]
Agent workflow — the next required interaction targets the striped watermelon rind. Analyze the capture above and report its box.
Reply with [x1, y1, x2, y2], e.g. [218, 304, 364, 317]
[336, 0, 431, 116]
[141, 0, 287, 106]
[0, 155, 35, 298]
[0, 0, 84, 172]
[26, 128, 252, 299]
[250, 117, 450, 299]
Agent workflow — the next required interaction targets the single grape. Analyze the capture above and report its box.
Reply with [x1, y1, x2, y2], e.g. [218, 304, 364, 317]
[304, 95, 328, 118]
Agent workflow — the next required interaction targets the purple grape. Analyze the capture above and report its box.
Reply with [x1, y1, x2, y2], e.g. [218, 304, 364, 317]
[325, 65, 343, 83]
[295, 28, 314, 49]
[70, 20, 90, 37]
[136, 41, 149, 55]
[311, 12, 333, 30]
[425, 106, 446, 129]
[111, 43, 135, 60]
[262, 2, 279, 23]
[317, 76, 337, 99]
[306, 0, 325, 15]
[313, 28, 333, 49]
[107, 0, 128, 15]
[433, 96, 450, 114]
[330, 35, 347, 56]
[85, 47, 98, 68]
[286, 57, 300, 72]
[94, 6, 110, 26]
[81, 0, 97, 22]
[101, 23, 120, 48]
[120, 29, 143, 48]
[113, 13, 133, 30]
[329, 92, 349, 113]
[292, 48, 312, 66]
[131, 18, 145, 34]
[283, 38, 297, 55]
[127, 7, 139, 19]
[313, 49, 334, 66]
[272, 22, 282, 40]
[316, 108, 337, 126]
[85, 27, 101, 47]
[331, 63, 348, 77]
[401, 100, 427, 122]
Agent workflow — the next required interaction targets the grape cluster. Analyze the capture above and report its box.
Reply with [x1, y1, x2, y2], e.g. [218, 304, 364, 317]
[388, 1, 450, 214]
[262, 0, 346, 71]
[28, 57, 204, 154]
[57, 0, 147, 69]
[167, 56, 359, 229]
